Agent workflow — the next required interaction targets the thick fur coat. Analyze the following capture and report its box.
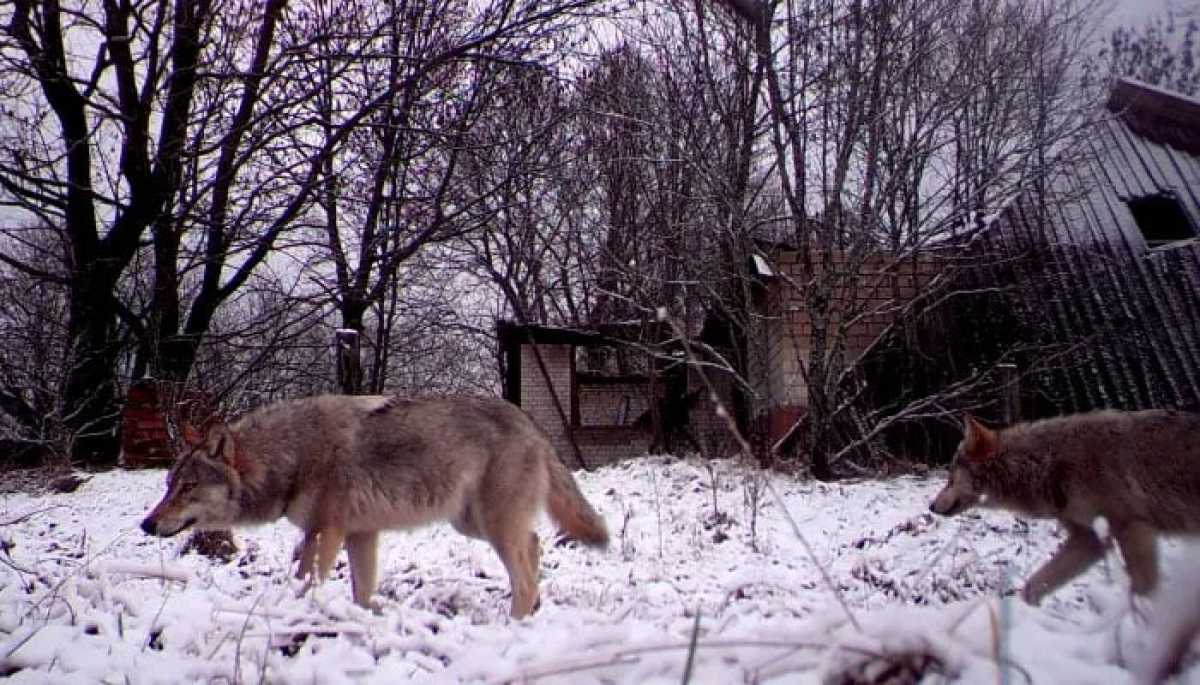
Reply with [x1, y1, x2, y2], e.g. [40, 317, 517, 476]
[930, 409, 1200, 604]
[142, 394, 608, 617]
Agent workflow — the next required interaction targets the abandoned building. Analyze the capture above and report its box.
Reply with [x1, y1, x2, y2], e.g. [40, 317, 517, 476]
[842, 76, 1200, 465]
[500, 77, 1200, 470]
[495, 247, 941, 469]
[927, 77, 1200, 416]
[496, 320, 732, 469]
[751, 248, 942, 449]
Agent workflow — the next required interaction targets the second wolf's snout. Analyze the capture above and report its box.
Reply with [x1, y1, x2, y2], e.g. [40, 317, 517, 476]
[929, 484, 972, 517]
[929, 465, 969, 516]
[140, 511, 178, 537]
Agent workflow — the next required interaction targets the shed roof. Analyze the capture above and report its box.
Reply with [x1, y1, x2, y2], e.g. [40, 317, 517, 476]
[496, 319, 672, 347]
[1106, 78, 1200, 155]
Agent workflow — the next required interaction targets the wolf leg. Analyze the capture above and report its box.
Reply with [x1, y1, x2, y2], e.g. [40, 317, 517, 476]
[496, 536, 538, 618]
[1112, 521, 1159, 596]
[294, 530, 319, 581]
[527, 532, 541, 586]
[460, 504, 539, 615]
[485, 519, 539, 618]
[345, 531, 380, 608]
[1022, 522, 1106, 605]
[526, 532, 542, 613]
[292, 530, 322, 599]
[313, 527, 346, 586]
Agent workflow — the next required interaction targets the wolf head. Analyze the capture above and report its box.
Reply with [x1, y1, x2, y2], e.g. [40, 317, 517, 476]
[140, 424, 243, 537]
[929, 414, 1000, 517]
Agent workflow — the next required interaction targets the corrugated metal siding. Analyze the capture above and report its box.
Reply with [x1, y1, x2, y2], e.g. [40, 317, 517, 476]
[834, 87, 1200, 467]
[953, 109, 1200, 415]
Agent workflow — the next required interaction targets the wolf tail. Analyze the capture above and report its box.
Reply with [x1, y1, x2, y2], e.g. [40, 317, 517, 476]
[545, 456, 609, 548]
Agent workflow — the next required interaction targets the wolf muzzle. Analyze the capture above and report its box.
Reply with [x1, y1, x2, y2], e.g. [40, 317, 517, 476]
[140, 517, 160, 535]
[929, 500, 954, 516]
[929, 494, 972, 517]
[140, 515, 194, 537]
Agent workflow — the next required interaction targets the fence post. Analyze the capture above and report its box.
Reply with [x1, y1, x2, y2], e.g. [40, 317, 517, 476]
[335, 329, 362, 395]
[997, 363, 1020, 423]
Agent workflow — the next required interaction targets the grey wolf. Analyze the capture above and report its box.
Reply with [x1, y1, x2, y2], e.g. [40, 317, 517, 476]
[929, 410, 1200, 605]
[140, 394, 609, 617]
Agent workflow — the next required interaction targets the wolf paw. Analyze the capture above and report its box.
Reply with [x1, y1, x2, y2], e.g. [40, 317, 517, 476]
[1128, 593, 1154, 625]
[294, 576, 316, 600]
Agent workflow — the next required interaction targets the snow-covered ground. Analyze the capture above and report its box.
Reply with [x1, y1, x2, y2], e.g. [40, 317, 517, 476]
[0, 456, 1195, 683]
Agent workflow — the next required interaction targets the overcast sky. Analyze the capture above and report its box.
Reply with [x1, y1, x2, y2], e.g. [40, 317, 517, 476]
[1105, 0, 1178, 30]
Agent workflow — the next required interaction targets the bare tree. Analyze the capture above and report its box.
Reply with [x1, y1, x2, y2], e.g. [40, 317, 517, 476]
[0, 0, 236, 462]
[0, 228, 67, 462]
[1090, 6, 1200, 95]
[0, 0, 611, 464]
[459, 65, 586, 326]
[461, 7, 773, 455]
[631, 2, 773, 444]
[715, 0, 1104, 477]
[288, 0, 608, 394]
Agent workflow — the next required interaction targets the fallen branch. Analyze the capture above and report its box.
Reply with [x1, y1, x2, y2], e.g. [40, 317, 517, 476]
[0, 506, 67, 527]
[94, 560, 192, 584]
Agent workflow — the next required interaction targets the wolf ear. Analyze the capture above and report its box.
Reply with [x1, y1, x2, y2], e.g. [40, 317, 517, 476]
[204, 425, 238, 467]
[961, 414, 998, 462]
[181, 423, 204, 448]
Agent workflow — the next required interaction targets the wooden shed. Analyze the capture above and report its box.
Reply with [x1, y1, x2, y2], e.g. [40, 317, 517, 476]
[497, 320, 733, 467]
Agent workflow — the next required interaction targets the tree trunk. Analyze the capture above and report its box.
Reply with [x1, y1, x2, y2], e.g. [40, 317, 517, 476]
[336, 329, 363, 395]
[337, 301, 367, 395]
[62, 271, 122, 465]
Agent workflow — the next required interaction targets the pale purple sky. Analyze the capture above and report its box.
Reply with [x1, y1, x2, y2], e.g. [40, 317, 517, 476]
[1105, 0, 1179, 30]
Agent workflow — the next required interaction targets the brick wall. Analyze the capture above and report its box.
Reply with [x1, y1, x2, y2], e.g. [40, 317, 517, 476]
[765, 250, 940, 412]
[519, 343, 574, 463]
[119, 380, 216, 469]
[576, 382, 651, 427]
[573, 427, 652, 467]
[517, 343, 652, 468]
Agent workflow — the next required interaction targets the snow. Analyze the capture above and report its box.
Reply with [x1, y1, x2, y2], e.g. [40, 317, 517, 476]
[750, 253, 774, 278]
[1, 456, 1196, 683]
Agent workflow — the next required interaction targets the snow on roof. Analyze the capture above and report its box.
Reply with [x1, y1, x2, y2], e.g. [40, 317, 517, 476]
[751, 252, 775, 278]
[1107, 78, 1200, 154]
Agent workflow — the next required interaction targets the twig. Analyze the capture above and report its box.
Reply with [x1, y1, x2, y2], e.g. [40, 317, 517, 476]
[0, 506, 66, 526]
[766, 480, 861, 632]
[907, 524, 967, 599]
[0, 551, 36, 575]
[94, 560, 191, 583]
[234, 590, 269, 685]
[660, 310, 861, 633]
[680, 609, 701, 684]
[496, 655, 641, 683]
[1, 626, 41, 661]
[239, 625, 367, 639]
[649, 466, 664, 560]
[492, 638, 828, 684]
[142, 585, 173, 654]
